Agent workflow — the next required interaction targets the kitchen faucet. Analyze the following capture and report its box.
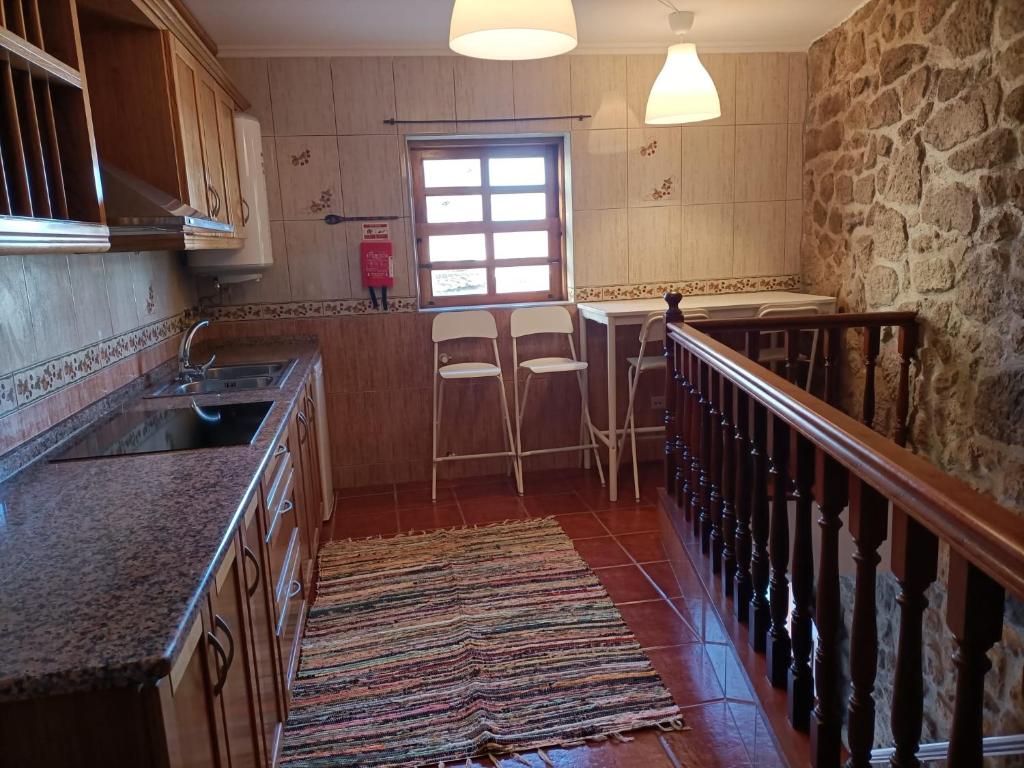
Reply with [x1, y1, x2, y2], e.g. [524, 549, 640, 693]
[178, 319, 216, 380]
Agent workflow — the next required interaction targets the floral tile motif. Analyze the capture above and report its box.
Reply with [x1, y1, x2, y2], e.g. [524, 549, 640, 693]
[0, 376, 16, 419]
[208, 297, 419, 321]
[570, 274, 802, 303]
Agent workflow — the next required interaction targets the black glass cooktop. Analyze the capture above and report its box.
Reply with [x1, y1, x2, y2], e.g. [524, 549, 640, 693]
[51, 401, 274, 462]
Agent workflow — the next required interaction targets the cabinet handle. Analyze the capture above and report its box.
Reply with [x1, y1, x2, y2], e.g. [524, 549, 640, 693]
[211, 615, 235, 694]
[273, 443, 287, 458]
[279, 498, 294, 516]
[242, 545, 260, 597]
[288, 579, 302, 599]
[207, 183, 221, 217]
[297, 411, 308, 444]
[304, 394, 315, 418]
[241, 197, 250, 225]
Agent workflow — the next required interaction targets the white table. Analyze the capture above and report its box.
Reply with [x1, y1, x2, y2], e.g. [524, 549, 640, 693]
[577, 291, 837, 501]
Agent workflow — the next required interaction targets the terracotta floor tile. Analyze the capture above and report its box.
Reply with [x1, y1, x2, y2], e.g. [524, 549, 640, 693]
[511, 733, 677, 767]
[572, 536, 631, 569]
[397, 503, 464, 532]
[728, 701, 787, 767]
[336, 482, 394, 498]
[672, 598, 729, 645]
[596, 506, 661, 535]
[641, 561, 683, 599]
[575, 485, 652, 513]
[646, 644, 726, 707]
[335, 492, 396, 515]
[395, 485, 456, 508]
[552, 512, 608, 539]
[617, 599, 699, 648]
[455, 479, 518, 500]
[617, 531, 668, 563]
[593, 565, 662, 604]
[662, 702, 752, 767]
[460, 496, 528, 524]
[332, 508, 398, 539]
[704, 644, 756, 702]
[522, 491, 591, 516]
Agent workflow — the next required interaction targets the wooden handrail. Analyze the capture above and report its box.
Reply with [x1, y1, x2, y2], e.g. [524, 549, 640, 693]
[668, 320, 1024, 600]
[687, 311, 917, 332]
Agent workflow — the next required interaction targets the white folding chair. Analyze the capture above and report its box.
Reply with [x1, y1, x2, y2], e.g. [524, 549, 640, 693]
[510, 306, 605, 493]
[431, 310, 521, 500]
[618, 308, 709, 501]
[755, 304, 821, 391]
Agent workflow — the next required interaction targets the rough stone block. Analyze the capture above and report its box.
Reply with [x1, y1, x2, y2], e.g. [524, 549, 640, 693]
[942, 0, 996, 57]
[880, 44, 927, 84]
[922, 96, 987, 150]
[868, 88, 902, 128]
[867, 264, 901, 306]
[910, 256, 956, 292]
[948, 129, 1019, 173]
[922, 182, 978, 233]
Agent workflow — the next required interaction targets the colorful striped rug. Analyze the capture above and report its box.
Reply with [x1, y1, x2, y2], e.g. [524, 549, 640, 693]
[280, 518, 683, 767]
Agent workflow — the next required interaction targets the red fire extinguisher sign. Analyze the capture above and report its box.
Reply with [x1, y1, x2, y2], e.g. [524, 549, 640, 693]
[359, 222, 394, 288]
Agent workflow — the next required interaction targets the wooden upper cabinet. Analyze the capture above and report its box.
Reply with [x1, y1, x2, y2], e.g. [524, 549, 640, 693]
[168, 36, 210, 216]
[216, 88, 243, 227]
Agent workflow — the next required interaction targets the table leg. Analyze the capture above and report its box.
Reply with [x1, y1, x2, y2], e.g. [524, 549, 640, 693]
[606, 317, 618, 502]
[580, 314, 591, 470]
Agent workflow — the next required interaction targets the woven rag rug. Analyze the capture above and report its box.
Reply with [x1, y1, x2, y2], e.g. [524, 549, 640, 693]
[280, 517, 683, 767]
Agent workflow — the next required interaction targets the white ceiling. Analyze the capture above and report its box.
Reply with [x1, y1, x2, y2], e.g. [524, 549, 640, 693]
[183, 0, 868, 57]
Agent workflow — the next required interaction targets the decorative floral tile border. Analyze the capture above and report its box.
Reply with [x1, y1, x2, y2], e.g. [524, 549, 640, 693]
[569, 275, 802, 302]
[0, 310, 196, 419]
[207, 296, 419, 322]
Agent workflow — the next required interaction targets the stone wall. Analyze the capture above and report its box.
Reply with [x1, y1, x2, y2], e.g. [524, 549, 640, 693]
[803, 0, 1024, 751]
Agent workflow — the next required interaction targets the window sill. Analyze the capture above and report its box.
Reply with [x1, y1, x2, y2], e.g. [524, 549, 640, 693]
[418, 299, 574, 314]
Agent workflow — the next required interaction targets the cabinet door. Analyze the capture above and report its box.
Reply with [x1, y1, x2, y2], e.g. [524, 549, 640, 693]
[216, 88, 244, 229]
[157, 614, 223, 768]
[196, 73, 227, 224]
[288, 410, 313, 569]
[300, 384, 323, 547]
[207, 540, 264, 768]
[240, 495, 286, 766]
[169, 40, 210, 216]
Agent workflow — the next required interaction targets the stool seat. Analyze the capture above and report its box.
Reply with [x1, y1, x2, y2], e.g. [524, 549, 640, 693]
[626, 355, 666, 372]
[439, 362, 502, 379]
[518, 356, 588, 374]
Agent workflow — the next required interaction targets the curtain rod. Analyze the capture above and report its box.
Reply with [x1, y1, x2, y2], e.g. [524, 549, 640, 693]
[383, 114, 591, 125]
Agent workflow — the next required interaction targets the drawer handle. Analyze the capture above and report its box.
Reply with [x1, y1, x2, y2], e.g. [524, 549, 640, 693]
[273, 443, 287, 458]
[243, 545, 260, 597]
[241, 197, 250, 225]
[297, 411, 308, 444]
[278, 498, 294, 516]
[288, 579, 302, 599]
[207, 616, 235, 695]
[304, 394, 315, 417]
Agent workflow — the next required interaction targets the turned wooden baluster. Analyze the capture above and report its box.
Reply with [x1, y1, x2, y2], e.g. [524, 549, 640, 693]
[889, 507, 938, 768]
[946, 554, 1005, 768]
[861, 326, 881, 429]
[846, 477, 889, 768]
[720, 377, 736, 597]
[663, 293, 683, 492]
[708, 367, 724, 573]
[687, 352, 703, 536]
[674, 345, 689, 509]
[894, 323, 918, 448]
[787, 432, 815, 731]
[785, 327, 802, 385]
[748, 394, 771, 652]
[697, 360, 713, 554]
[823, 327, 841, 407]
[766, 414, 792, 688]
[733, 386, 753, 620]
[811, 452, 847, 768]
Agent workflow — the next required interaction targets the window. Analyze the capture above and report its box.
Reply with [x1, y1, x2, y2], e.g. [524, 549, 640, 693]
[409, 137, 567, 307]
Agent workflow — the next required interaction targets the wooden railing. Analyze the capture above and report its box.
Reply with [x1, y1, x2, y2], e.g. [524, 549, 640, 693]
[659, 292, 1024, 768]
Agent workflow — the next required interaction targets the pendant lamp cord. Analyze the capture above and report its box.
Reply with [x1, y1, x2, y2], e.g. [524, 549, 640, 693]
[656, 0, 679, 11]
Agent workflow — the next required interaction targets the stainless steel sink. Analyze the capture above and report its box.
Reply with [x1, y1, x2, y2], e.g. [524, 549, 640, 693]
[147, 359, 296, 398]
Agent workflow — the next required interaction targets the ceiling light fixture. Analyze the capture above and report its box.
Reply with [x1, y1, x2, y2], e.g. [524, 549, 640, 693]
[448, 0, 578, 61]
[645, 6, 721, 125]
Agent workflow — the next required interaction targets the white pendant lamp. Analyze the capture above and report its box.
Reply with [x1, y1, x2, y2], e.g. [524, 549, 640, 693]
[645, 10, 721, 125]
[449, 0, 578, 61]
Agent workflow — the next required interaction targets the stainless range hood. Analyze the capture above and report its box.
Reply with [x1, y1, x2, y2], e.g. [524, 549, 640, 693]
[100, 163, 244, 251]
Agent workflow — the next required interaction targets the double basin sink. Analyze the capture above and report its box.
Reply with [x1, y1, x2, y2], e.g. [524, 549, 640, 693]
[147, 359, 297, 398]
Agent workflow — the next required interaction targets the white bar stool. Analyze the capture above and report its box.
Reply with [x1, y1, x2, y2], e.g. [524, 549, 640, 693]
[755, 304, 821, 391]
[618, 308, 709, 501]
[431, 310, 521, 501]
[510, 306, 605, 493]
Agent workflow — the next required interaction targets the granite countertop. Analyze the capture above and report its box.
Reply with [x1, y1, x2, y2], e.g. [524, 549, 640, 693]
[0, 338, 321, 702]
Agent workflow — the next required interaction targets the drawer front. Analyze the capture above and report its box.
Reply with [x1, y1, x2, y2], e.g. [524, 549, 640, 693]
[276, 551, 306, 708]
[264, 469, 296, 593]
[261, 433, 291, 500]
[263, 452, 294, 530]
[274, 527, 301, 622]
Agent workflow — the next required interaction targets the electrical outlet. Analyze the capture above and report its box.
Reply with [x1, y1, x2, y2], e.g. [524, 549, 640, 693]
[650, 395, 666, 410]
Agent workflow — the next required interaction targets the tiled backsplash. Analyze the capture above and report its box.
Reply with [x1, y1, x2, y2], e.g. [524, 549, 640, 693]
[209, 52, 807, 309]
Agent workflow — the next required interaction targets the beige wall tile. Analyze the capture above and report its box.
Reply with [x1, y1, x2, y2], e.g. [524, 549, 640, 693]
[787, 123, 803, 200]
[284, 220, 351, 300]
[132, 251, 192, 322]
[455, 58, 514, 120]
[0, 255, 34, 373]
[216, 221, 292, 304]
[570, 55, 627, 130]
[222, 58, 274, 135]
[682, 203, 734, 280]
[338, 135, 405, 217]
[570, 129, 627, 211]
[627, 206, 681, 283]
[331, 57, 397, 135]
[69, 253, 113, 345]
[262, 136, 283, 220]
[268, 57, 336, 136]
[788, 52, 808, 124]
[514, 57, 571, 131]
[394, 57, 456, 122]
[735, 53, 789, 125]
[734, 201, 786, 276]
[697, 53, 737, 127]
[276, 136, 342, 220]
[102, 252, 139, 336]
[572, 208, 628, 287]
[344, 217, 415, 299]
[785, 199, 802, 274]
[626, 54, 663, 129]
[23, 255, 78, 361]
[735, 124, 787, 202]
[680, 125, 735, 205]
[627, 127, 681, 207]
